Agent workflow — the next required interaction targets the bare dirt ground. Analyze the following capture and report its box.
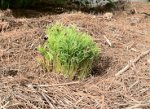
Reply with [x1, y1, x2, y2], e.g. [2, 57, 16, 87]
[0, 2, 150, 109]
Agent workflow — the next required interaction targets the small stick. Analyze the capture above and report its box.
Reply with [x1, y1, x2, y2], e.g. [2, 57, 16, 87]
[45, 94, 56, 104]
[5, 103, 21, 109]
[103, 35, 112, 47]
[40, 92, 55, 109]
[14, 94, 39, 109]
[31, 81, 79, 87]
[75, 97, 84, 105]
[129, 80, 139, 89]
[100, 95, 105, 109]
[116, 49, 150, 77]
[125, 103, 150, 109]
[0, 101, 9, 109]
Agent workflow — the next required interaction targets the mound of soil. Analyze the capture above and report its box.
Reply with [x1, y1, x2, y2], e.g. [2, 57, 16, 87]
[0, 2, 150, 109]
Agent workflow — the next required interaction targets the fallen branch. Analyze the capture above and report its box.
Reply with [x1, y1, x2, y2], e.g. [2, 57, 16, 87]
[30, 81, 80, 87]
[115, 49, 150, 77]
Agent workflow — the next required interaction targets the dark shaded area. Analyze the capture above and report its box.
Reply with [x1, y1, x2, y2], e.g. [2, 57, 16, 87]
[91, 55, 112, 76]
[0, 0, 128, 18]
[0, 0, 34, 9]
[0, 69, 18, 77]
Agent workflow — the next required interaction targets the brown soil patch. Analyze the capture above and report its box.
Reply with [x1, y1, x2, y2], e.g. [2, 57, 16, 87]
[0, 3, 150, 109]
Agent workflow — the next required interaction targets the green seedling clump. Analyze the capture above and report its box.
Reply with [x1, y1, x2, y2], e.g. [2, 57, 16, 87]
[38, 23, 100, 80]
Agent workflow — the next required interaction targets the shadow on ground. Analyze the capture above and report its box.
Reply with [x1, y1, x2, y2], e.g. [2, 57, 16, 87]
[8, 1, 127, 18]
[92, 55, 112, 76]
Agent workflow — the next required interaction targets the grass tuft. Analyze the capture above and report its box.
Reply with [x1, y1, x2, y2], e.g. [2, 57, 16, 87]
[38, 23, 100, 80]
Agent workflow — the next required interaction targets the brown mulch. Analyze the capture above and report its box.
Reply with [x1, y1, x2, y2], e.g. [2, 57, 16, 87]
[0, 3, 150, 109]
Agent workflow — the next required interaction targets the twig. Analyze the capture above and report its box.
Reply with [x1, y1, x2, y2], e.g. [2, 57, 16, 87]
[73, 92, 101, 101]
[93, 38, 101, 41]
[5, 103, 21, 108]
[129, 80, 139, 89]
[125, 103, 150, 109]
[100, 95, 105, 109]
[45, 94, 56, 104]
[14, 93, 39, 109]
[103, 35, 112, 47]
[115, 49, 150, 76]
[40, 92, 55, 109]
[0, 101, 9, 109]
[75, 97, 84, 105]
[31, 81, 79, 87]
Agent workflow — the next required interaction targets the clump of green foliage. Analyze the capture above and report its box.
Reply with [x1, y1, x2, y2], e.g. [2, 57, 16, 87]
[38, 23, 100, 80]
